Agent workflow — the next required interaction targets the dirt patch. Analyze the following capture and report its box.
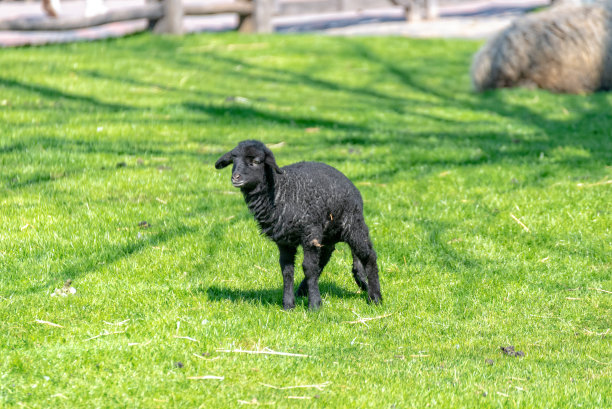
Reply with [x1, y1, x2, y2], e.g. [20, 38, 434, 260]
[500, 345, 525, 357]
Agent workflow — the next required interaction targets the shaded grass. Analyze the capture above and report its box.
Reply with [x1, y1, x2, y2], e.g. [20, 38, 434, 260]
[0, 33, 610, 408]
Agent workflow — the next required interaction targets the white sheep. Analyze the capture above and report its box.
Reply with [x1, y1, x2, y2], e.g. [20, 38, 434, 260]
[471, 2, 612, 93]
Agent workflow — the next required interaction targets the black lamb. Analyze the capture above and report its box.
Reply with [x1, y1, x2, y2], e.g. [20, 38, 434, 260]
[215, 140, 382, 310]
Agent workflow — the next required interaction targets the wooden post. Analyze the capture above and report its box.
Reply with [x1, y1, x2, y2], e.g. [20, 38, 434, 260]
[404, 1, 418, 22]
[254, 0, 273, 33]
[423, 0, 438, 20]
[390, 0, 419, 22]
[340, 0, 352, 12]
[146, 0, 160, 30]
[238, 0, 254, 32]
[238, 13, 254, 33]
[149, 0, 183, 34]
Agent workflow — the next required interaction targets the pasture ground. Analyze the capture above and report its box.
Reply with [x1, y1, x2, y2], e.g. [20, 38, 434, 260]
[0, 33, 610, 408]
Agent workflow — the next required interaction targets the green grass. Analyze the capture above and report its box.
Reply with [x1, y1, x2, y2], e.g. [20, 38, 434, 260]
[0, 33, 610, 408]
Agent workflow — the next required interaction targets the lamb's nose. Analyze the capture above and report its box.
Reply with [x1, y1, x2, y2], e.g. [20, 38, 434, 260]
[232, 173, 241, 181]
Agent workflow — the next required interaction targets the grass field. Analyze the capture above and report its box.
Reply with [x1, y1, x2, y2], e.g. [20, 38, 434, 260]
[0, 32, 610, 408]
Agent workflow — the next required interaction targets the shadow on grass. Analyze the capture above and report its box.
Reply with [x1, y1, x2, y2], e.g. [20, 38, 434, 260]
[0, 134, 220, 160]
[4, 35, 611, 303]
[16, 135, 168, 156]
[205, 280, 365, 308]
[18, 224, 198, 296]
[192, 38, 611, 168]
[350, 37, 610, 155]
[0, 134, 224, 190]
[5, 37, 610, 172]
[183, 102, 373, 134]
[0, 76, 134, 112]
[78, 69, 229, 101]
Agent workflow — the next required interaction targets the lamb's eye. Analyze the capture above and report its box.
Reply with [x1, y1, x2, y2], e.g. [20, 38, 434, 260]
[251, 158, 262, 165]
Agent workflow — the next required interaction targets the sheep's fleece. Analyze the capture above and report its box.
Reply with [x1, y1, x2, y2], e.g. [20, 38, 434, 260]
[215, 140, 382, 310]
[471, 2, 612, 93]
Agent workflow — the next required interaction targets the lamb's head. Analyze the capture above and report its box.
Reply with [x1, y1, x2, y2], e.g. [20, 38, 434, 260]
[215, 140, 283, 190]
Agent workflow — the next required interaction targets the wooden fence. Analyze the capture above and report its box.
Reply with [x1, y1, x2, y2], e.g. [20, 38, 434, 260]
[0, 0, 439, 34]
[277, 0, 438, 22]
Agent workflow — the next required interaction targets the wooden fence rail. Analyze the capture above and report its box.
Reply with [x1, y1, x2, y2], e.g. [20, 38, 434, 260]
[0, 0, 438, 34]
[0, 0, 258, 33]
[0, 4, 163, 31]
[277, 0, 438, 22]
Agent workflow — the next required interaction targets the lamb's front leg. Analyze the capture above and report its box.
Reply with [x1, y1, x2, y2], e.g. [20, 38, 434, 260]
[278, 245, 297, 310]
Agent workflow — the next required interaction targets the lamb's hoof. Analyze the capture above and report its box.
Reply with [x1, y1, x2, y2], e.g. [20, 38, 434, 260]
[368, 292, 382, 305]
[308, 299, 322, 310]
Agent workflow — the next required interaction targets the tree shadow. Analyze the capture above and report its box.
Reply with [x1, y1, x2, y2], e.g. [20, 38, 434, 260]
[4, 33, 611, 306]
[0, 133, 225, 191]
[183, 101, 374, 134]
[0, 76, 134, 112]
[164, 38, 610, 175]
[16, 224, 198, 296]
[78, 69, 229, 101]
[331, 37, 612, 165]
[29, 34, 606, 175]
[10, 31, 606, 175]
[0, 134, 180, 158]
[187, 50, 413, 113]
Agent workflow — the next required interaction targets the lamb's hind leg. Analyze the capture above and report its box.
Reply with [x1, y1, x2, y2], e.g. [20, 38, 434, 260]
[296, 244, 334, 298]
[302, 242, 326, 310]
[351, 249, 369, 292]
[346, 222, 382, 304]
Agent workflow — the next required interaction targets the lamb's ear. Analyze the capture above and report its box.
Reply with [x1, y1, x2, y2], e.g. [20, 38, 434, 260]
[215, 150, 233, 169]
[264, 147, 284, 174]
